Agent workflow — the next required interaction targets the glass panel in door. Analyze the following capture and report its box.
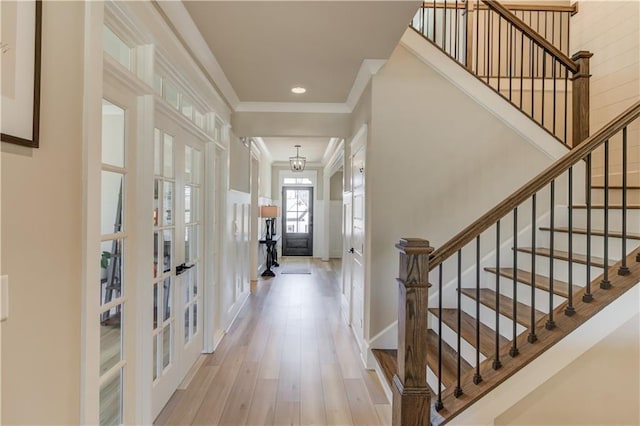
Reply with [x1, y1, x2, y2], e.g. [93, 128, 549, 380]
[282, 186, 313, 256]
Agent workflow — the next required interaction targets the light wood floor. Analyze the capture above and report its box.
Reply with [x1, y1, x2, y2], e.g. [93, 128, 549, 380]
[154, 258, 391, 426]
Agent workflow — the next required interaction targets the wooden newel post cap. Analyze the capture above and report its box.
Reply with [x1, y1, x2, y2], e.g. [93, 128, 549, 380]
[396, 238, 434, 287]
[571, 50, 593, 61]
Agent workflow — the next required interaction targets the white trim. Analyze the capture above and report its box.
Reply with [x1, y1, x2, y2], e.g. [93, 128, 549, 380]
[252, 137, 273, 164]
[400, 28, 568, 161]
[345, 59, 386, 111]
[81, 3, 105, 424]
[235, 102, 351, 114]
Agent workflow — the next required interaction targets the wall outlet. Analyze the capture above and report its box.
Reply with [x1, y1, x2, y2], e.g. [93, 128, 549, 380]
[1, 275, 8, 321]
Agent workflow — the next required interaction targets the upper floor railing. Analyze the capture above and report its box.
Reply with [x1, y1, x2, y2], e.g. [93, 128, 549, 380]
[411, 1, 591, 147]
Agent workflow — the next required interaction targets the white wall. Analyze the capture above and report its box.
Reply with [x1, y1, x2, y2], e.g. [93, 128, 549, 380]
[571, 1, 640, 184]
[232, 111, 351, 138]
[366, 44, 555, 340]
[495, 312, 639, 426]
[1, 2, 84, 423]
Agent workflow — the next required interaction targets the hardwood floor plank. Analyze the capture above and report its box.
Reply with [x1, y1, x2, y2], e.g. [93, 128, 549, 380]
[218, 361, 260, 425]
[191, 345, 247, 425]
[273, 401, 301, 426]
[321, 363, 354, 426]
[246, 379, 278, 426]
[374, 403, 392, 426]
[163, 365, 219, 425]
[344, 379, 381, 426]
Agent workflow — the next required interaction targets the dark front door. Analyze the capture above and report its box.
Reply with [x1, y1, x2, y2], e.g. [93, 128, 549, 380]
[282, 186, 313, 256]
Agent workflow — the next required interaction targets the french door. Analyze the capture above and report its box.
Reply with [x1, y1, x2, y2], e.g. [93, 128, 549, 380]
[151, 115, 205, 418]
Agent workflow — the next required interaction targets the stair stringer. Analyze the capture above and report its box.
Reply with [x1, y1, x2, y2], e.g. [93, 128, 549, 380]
[400, 28, 569, 162]
[449, 283, 639, 426]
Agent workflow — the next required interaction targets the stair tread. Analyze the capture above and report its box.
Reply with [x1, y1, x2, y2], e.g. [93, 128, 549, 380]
[485, 267, 578, 298]
[460, 288, 545, 326]
[539, 226, 640, 240]
[517, 247, 615, 268]
[371, 333, 472, 391]
[371, 349, 397, 387]
[426, 329, 472, 388]
[573, 204, 640, 209]
[428, 307, 508, 357]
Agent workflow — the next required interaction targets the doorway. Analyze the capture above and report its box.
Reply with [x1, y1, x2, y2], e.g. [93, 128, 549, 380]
[282, 186, 314, 256]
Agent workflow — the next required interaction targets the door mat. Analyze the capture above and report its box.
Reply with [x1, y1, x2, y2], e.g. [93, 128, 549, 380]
[280, 267, 311, 275]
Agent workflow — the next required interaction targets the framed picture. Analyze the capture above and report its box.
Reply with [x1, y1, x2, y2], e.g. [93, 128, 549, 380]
[1, 0, 42, 148]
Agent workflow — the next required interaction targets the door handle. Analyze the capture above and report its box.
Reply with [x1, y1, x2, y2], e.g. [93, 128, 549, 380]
[348, 248, 355, 254]
[176, 263, 194, 275]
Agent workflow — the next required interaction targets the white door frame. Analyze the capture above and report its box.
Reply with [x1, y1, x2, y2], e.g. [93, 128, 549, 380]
[322, 140, 345, 261]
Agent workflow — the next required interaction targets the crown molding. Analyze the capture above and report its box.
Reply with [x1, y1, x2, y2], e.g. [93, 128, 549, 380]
[235, 102, 351, 114]
[153, 0, 240, 109]
[252, 137, 274, 164]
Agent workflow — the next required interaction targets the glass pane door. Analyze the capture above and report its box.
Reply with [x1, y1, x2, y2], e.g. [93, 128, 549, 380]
[151, 122, 204, 419]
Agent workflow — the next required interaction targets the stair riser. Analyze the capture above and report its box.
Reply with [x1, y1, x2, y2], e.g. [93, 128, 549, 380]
[428, 311, 487, 368]
[517, 254, 601, 286]
[591, 189, 640, 204]
[485, 277, 566, 314]
[459, 294, 527, 339]
[569, 209, 640, 233]
[540, 232, 640, 262]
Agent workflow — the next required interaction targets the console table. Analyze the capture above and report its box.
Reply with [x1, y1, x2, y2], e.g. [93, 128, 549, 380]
[259, 235, 280, 277]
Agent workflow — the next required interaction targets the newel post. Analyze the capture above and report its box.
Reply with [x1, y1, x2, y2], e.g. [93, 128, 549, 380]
[572, 51, 593, 147]
[392, 238, 434, 426]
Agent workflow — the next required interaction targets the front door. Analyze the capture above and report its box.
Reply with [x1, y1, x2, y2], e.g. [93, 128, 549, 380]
[282, 186, 313, 256]
[151, 119, 204, 418]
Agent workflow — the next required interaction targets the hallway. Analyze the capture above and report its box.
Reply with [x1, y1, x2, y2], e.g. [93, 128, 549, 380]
[155, 259, 391, 425]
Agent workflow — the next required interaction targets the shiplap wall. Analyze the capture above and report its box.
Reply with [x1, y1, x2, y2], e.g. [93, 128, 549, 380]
[571, 1, 640, 185]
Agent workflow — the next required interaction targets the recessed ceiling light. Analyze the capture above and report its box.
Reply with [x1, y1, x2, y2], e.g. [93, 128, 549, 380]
[291, 86, 306, 94]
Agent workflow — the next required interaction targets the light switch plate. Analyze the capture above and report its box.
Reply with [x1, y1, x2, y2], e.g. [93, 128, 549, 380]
[1, 275, 8, 321]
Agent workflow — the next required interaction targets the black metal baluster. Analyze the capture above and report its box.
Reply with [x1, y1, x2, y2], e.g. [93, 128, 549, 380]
[564, 67, 568, 145]
[486, 8, 490, 83]
[474, 236, 483, 384]
[566, 167, 576, 315]
[553, 58, 557, 137]
[455, 0, 459, 61]
[601, 140, 612, 289]
[530, 39, 535, 120]
[443, 0, 448, 54]
[510, 207, 519, 357]
[475, 0, 480, 74]
[528, 194, 538, 343]
[421, 5, 426, 35]
[546, 181, 556, 329]
[455, 250, 463, 397]
[541, 51, 546, 127]
[493, 221, 502, 369]
[619, 127, 630, 275]
[436, 263, 444, 411]
[583, 154, 594, 302]
[497, 16, 502, 92]
[519, 27, 524, 109]
[509, 23, 513, 101]
[433, 0, 437, 42]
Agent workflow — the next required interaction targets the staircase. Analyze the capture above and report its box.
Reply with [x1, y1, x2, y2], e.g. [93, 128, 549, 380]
[370, 3, 640, 423]
[375, 102, 640, 425]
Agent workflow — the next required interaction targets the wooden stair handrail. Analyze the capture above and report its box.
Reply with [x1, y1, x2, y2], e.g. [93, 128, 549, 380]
[480, 0, 579, 74]
[429, 101, 640, 270]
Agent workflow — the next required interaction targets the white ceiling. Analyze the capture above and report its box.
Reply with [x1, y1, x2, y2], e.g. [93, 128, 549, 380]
[182, 1, 421, 104]
[261, 137, 331, 163]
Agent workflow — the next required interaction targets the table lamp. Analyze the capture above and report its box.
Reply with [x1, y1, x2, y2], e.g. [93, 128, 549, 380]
[260, 205, 279, 240]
